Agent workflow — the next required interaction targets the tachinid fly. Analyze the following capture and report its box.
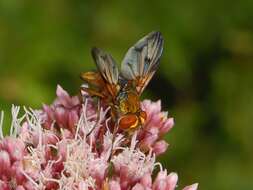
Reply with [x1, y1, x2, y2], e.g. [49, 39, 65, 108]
[81, 31, 164, 133]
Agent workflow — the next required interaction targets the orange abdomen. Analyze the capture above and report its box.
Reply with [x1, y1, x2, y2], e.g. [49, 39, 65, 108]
[118, 114, 139, 130]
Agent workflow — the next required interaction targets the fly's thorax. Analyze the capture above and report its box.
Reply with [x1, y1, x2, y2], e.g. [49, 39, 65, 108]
[117, 90, 140, 114]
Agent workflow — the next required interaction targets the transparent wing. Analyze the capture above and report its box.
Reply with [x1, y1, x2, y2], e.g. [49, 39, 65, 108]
[92, 47, 119, 85]
[91, 47, 119, 98]
[120, 31, 164, 94]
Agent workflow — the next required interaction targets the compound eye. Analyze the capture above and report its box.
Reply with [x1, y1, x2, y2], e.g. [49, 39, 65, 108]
[118, 114, 138, 130]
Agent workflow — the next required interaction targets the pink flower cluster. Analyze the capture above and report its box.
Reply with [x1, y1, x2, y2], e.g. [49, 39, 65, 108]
[0, 86, 198, 190]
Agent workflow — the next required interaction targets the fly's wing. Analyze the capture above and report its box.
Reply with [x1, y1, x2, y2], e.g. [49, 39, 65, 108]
[120, 31, 163, 94]
[91, 47, 120, 99]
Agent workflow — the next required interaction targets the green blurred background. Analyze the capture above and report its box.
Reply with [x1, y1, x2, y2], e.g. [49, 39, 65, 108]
[0, 0, 252, 189]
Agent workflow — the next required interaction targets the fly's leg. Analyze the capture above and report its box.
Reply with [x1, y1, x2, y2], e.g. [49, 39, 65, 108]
[108, 121, 119, 161]
[86, 98, 102, 136]
[80, 85, 105, 99]
[80, 85, 104, 136]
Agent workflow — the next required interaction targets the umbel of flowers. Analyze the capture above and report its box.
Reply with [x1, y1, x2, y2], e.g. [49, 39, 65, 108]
[0, 85, 198, 190]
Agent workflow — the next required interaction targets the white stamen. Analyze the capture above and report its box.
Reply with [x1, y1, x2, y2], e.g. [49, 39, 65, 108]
[154, 162, 163, 171]
[21, 170, 40, 189]
[10, 105, 25, 137]
[41, 172, 60, 185]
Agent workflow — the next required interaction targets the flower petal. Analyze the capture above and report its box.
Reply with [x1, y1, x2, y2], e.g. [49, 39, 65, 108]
[182, 183, 198, 190]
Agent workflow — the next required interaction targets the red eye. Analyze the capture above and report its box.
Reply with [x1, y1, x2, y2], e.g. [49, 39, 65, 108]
[119, 114, 138, 130]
